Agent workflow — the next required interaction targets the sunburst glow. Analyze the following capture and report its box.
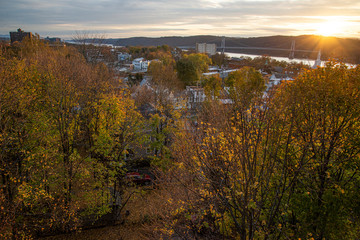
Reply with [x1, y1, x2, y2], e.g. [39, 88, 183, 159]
[314, 19, 347, 37]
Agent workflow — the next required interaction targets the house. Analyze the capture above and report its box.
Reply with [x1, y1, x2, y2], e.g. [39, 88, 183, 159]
[118, 52, 131, 61]
[132, 58, 144, 70]
[185, 86, 206, 109]
[265, 73, 294, 91]
[269, 73, 293, 82]
[141, 60, 150, 71]
[132, 58, 151, 71]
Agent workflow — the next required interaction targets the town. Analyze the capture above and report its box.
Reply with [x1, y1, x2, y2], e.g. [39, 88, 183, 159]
[7, 29, 313, 115]
[1, 28, 360, 240]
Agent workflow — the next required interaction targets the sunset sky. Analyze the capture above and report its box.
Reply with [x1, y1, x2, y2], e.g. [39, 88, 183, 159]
[1, 0, 359, 39]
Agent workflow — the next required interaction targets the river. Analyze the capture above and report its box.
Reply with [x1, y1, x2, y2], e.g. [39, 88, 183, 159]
[224, 52, 357, 68]
[224, 52, 323, 67]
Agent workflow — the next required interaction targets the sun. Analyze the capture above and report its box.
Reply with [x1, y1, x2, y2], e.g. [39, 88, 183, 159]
[314, 19, 346, 37]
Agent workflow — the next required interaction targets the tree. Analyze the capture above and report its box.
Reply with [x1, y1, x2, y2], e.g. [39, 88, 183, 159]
[148, 60, 182, 92]
[274, 62, 360, 239]
[145, 61, 183, 169]
[71, 31, 115, 64]
[211, 52, 229, 68]
[202, 74, 222, 99]
[225, 66, 266, 108]
[176, 53, 212, 86]
[157, 62, 360, 240]
[0, 54, 42, 238]
[91, 92, 145, 164]
[0, 37, 141, 238]
[156, 73, 289, 239]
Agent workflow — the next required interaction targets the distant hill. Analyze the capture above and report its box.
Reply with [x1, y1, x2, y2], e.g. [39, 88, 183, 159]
[0, 34, 10, 41]
[103, 35, 360, 63]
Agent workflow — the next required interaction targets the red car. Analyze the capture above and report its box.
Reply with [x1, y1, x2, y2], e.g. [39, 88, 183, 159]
[125, 172, 152, 185]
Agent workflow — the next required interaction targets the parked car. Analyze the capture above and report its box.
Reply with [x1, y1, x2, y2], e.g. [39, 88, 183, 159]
[125, 172, 152, 186]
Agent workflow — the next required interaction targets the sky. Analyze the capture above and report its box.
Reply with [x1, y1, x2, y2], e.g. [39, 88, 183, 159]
[1, 0, 360, 40]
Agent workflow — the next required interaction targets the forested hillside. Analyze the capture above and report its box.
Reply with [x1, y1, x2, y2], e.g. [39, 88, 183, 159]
[103, 35, 360, 63]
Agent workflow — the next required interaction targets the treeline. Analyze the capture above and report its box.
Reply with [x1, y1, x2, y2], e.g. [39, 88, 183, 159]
[103, 35, 360, 63]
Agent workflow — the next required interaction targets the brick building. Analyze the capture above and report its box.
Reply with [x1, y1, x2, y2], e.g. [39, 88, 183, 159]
[10, 28, 32, 43]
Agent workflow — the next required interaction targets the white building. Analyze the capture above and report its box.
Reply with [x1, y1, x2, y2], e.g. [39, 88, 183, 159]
[141, 60, 150, 71]
[132, 58, 151, 71]
[265, 73, 294, 91]
[203, 69, 238, 79]
[196, 43, 216, 56]
[132, 58, 144, 70]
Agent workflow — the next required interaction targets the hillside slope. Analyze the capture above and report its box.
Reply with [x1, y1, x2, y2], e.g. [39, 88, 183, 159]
[104, 35, 360, 63]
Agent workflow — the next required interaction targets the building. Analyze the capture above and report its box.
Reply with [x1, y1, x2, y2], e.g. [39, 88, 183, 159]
[141, 60, 150, 71]
[118, 52, 131, 61]
[43, 37, 66, 47]
[185, 86, 206, 109]
[196, 43, 216, 55]
[44, 37, 61, 43]
[132, 58, 144, 70]
[132, 58, 151, 71]
[10, 28, 32, 43]
[265, 73, 294, 91]
[203, 68, 238, 79]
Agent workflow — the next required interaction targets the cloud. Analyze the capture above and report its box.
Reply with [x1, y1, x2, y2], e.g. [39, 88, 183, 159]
[1, 0, 360, 38]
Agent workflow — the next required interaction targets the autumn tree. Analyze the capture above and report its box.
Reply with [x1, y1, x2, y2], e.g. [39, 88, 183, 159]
[71, 31, 115, 64]
[148, 60, 182, 93]
[145, 60, 183, 168]
[0, 52, 41, 238]
[225, 66, 266, 108]
[202, 74, 222, 99]
[157, 62, 360, 240]
[176, 53, 212, 87]
[211, 52, 229, 68]
[0, 37, 143, 238]
[155, 66, 275, 239]
[273, 62, 360, 239]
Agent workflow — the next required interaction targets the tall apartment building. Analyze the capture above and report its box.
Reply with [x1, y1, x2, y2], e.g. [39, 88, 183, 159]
[10, 28, 32, 43]
[196, 43, 216, 55]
